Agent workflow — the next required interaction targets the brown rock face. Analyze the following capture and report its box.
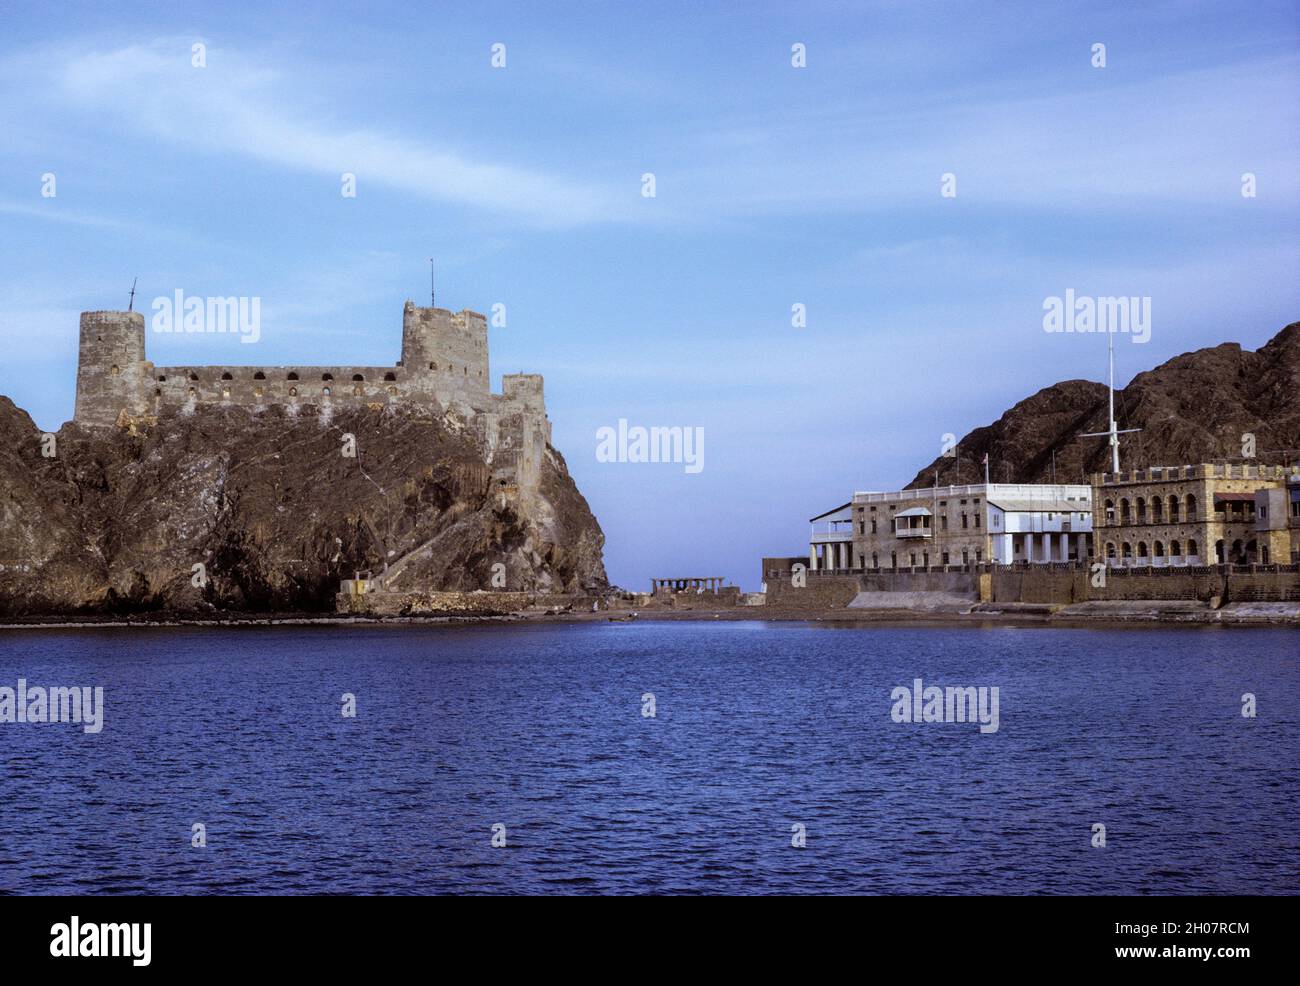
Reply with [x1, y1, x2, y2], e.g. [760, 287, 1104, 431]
[907, 322, 1300, 488]
[0, 400, 607, 617]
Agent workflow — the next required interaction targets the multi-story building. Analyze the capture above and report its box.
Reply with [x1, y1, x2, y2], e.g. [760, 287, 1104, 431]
[809, 483, 1093, 570]
[1255, 469, 1300, 564]
[1090, 462, 1298, 567]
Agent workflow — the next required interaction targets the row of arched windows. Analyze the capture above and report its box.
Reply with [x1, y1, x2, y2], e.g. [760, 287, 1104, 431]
[1103, 494, 1198, 525]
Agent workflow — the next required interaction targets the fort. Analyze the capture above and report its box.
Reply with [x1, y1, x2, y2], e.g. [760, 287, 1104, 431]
[73, 299, 552, 489]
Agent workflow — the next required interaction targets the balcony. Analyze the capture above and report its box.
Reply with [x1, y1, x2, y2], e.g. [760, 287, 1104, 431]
[895, 527, 932, 539]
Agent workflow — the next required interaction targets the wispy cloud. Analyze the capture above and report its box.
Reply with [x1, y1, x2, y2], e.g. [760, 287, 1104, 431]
[1, 38, 625, 226]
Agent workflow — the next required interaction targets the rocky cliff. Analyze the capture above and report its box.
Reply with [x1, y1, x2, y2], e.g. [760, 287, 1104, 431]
[0, 400, 607, 618]
[907, 322, 1300, 488]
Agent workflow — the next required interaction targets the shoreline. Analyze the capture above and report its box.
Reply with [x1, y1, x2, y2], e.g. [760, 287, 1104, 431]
[1, 601, 1296, 631]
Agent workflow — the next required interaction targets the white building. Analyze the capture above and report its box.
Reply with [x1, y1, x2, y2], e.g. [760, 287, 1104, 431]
[809, 483, 1093, 570]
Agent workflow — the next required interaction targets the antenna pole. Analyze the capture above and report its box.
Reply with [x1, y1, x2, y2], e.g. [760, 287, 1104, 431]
[1108, 328, 1119, 473]
[128, 276, 137, 312]
[430, 259, 435, 308]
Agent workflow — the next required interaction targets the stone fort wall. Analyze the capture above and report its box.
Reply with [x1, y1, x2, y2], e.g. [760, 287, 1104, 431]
[74, 301, 540, 423]
[73, 301, 552, 489]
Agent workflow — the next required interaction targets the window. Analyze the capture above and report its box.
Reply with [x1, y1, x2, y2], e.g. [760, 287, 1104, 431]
[858, 521, 864, 534]
[352, 374, 364, 382]
[974, 513, 980, 528]
[942, 552, 949, 565]
[254, 371, 266, 380]
[384, 372, 397, 382]
[157, 375, 166, 382]
[940, 515, 948, 531]
[961, 513, 968, 529]
[1188, 539, 1198, 558]
[1105, 499, 1115, 524]
[110, 365, 120, 376]
[322, 373, 334, 381]
[870, 520, 877, 534]
[221, 372, 233, 381]
[287, 372, 299, 381]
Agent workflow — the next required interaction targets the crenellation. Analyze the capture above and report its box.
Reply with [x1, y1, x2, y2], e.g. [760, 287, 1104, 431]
[74, 299, 549, 488]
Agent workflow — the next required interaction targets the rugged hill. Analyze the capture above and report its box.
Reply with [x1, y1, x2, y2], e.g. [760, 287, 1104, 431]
[906, 322, 1300, 488]
[0, 399, 607, 617]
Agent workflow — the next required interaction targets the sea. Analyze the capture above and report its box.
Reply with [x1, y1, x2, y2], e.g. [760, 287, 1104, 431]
[0, 621, 1296, 895]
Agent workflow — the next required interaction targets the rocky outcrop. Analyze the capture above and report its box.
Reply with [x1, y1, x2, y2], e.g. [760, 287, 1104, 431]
[0, 399, 607, 617]
[907, 322, 1300, 487]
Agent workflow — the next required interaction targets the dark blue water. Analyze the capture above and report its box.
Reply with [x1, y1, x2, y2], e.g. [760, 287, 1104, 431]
[0, 622, 1296, 895]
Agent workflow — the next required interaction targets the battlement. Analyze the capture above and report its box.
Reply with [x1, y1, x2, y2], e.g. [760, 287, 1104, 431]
[72, 300, 541, 432]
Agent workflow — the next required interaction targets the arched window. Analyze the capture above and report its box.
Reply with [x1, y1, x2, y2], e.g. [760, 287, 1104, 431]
[1168, 494, 1179, 522]
[1104, 499, 1115, 524]
[110, 365, 120, 376]
[1170, 540, 1181, 557]
[253, 371, 266, 380]
[221, 372, 233, 381]
[1120, 498, 1131, 524]
[871, 552, 878, 568]
[384, 372, 397, 382]
[1137, 541, 1148, 558]
[387, 386, 397, 396]
[1186, 494, 1197, 521]
[1121, 542, 1133, 561]
[287, 372, 299, 381]
[1152, 498, 1163, 523]
[189, 372, 199, 381]
[352, 374, 364, 382]
[1106, 542, 1116, 559]
[288, 387, 298, 397]
[1231, 539, 1244, 563]
[1136, 497, 1147, 522]
[322, 373, 334, 381]
[157, 375, 167, 382]
[429, 362, 436, 371]
[352, 385, 363, 396]
[1215, 539, 1225, 563]
[1187, 539, 1198, 559]
[322, 386, 332, 397]
[1153, 541, 1164, 557]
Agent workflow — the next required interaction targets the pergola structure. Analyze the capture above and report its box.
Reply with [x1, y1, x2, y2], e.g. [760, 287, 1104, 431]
[651, 577, 726, 593]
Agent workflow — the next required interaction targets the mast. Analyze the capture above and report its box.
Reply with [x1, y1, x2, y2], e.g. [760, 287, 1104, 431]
[1080, 327, 1141, 473]
[1108, 327, 1118, 473]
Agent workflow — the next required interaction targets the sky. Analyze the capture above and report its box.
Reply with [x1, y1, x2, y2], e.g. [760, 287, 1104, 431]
[1, 0, 1298, 590]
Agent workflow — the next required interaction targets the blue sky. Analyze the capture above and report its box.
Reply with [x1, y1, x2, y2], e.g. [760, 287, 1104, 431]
[1, 0, 1298, 590]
